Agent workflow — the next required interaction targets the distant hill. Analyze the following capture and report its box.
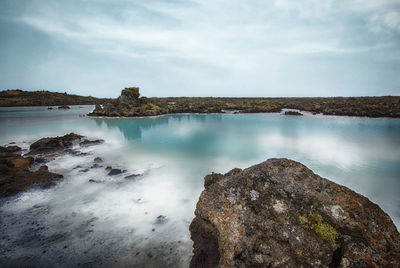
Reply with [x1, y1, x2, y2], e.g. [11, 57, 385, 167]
[0, 89, 112, 107]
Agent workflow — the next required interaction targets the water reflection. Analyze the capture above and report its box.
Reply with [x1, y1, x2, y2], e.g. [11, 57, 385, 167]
[0, 110, 399, 267]
[93, 116, 171, 140]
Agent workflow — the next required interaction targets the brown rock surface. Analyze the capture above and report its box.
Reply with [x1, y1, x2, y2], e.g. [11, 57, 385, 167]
[190, 158, 400, 267]
[0, 146, 63, 198]
[29, 133, 83, 155]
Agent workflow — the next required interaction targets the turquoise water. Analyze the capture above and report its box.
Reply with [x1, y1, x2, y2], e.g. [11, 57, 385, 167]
[1, 106, 399, 266]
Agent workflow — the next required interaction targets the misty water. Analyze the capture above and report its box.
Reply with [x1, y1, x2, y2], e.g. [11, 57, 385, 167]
[1, 106, 399, 267]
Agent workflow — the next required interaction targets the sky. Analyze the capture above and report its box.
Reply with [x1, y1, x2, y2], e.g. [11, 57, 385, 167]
[0, 0, 399, 98]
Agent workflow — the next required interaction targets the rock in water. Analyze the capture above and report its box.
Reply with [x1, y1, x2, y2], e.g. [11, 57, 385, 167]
[29, 133, 83, 154]
[108, 168, 123, 176]
[284, 111, 303, 116]
[79, 139, 104, 147]
[0, 147, 63, 198]
[58, 105, 70, 109]
[189, 158, 400, 268]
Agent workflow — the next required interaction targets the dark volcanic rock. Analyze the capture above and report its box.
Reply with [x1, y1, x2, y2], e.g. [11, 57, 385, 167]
[190, 158, 400, 268]
[124, 174, 141, 179]
[0, 148, 63, 198]
[284, 110, 303, 116]
[154, 215, 168, 225]
[94, 157, 103, 163]
[29, 133, 83, 154]
[58, 105, 70, 109]
[108, 168, 123, 176]
[79, 139, 104, 147]
[0, 145, 21, 157]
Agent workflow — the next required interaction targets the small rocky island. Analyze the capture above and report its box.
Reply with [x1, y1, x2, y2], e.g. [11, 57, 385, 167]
[190, 159, 400, 267]
[89, 87, 400, 118]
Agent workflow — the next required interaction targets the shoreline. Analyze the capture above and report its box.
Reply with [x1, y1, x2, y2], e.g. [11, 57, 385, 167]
[87, 110, 400, 120]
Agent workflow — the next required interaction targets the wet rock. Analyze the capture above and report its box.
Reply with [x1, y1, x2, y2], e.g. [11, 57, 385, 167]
[0, 145, 22, 158]
[90, 164, 101, 169]
[38, 165, 48, 171]
[79, 139, 104, 147]
[124, 174, 141, 179]
[108, 169, 124, 176]
[79, 168, 89, 173]
[47, 107, 53, 110]
[65, 150, 88, 156]
[190, 158, 400, 268]
[29, 133, 83, 155]
[88, 179, 101, 183]
[154, 215, 168, 225]
[34, 157, 47, 164]
[0, 150, 63, 198]
[105, 166, 112, 171]
[94, 157, 103, 163]
[58, 105, 70, 109]
[284, 110, 303, 116]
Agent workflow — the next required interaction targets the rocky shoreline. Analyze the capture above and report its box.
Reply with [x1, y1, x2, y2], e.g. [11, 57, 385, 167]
[0, 133, 106, 198]
[189, 159, 400, 267]
[1, 133, 190, 267]
[88, 87, 400, 118]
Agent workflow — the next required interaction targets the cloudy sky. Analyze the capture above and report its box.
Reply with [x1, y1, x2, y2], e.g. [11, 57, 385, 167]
[0, 0, 399, 97]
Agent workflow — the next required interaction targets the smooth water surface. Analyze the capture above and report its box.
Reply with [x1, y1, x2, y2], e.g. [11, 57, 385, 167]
[1, 106, 399, 266]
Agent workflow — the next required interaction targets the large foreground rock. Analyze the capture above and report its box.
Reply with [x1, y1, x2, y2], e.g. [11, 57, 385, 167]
[190, 159, 400, 267]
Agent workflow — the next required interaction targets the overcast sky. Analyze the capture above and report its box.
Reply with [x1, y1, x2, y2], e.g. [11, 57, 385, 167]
[0, 0, 399, 97]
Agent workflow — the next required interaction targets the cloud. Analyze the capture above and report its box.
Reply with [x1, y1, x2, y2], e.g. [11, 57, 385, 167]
[370, 11, 400, 32]
[1, 0, 399, 96]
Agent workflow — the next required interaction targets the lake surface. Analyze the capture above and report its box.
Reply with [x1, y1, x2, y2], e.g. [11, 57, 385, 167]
[1, 106, 399, 267]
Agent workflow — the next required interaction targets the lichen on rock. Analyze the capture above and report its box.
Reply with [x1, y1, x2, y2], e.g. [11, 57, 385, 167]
[189, 158, 400, 267]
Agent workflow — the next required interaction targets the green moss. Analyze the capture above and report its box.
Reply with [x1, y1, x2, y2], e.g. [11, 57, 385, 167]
[309, 214, 338, 247]
[299, 214, 308, 225]
[299, 213, 338, 247]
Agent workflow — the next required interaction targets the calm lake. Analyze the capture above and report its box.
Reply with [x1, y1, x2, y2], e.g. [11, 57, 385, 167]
[1, 105, 399, 267]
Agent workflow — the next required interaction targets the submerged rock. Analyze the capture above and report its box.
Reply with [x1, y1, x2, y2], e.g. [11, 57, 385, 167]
[124, 174, 141, 180]
[108, 168, 123, 176]
[93, 157, 103, 163]
[190, 158, 400, 267]
[154, 215, 168, 225]
[79, 139, 104, 147]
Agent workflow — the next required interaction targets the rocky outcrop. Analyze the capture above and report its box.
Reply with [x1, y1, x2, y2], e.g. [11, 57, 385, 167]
[190, 159, 400, 267]
[1, 133, 106, 198]
[0, 146, 63, 198]
[88, 87, 165, 117]
[29, 133, 83, 155]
